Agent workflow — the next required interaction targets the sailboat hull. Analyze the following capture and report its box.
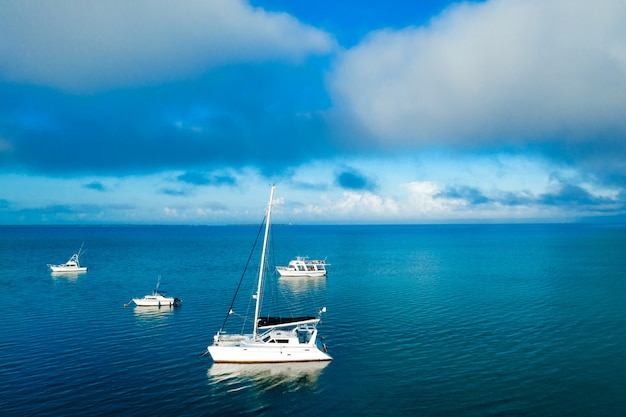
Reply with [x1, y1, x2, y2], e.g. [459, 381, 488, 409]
[208, 343, 332, 363]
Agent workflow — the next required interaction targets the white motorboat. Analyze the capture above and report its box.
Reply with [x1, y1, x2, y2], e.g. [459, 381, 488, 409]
[130, 278, 181, 307]
[48, 245, 87, 273]
[276, 256, 329, 277]
[204, 186, 332, 363]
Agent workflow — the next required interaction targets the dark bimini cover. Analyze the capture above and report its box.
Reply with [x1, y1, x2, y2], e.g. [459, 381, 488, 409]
[257, 316, 317, 327]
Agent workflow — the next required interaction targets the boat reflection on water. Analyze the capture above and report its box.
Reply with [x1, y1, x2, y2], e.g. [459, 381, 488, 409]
[277, 275, 327, 294]
[50, 271, 84, 280]
[208, 361, 330, 391]
[132, 306, 176, 320]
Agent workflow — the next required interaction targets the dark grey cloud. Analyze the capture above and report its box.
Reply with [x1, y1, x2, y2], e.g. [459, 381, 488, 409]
[160, 188, 189, 197]
[335, 168, 376, 190]
[0, 203, 134, 224]
[161, 172, 237, 197]
[538, 139, 626, 189]
[437, 186, 491, 205]
[496, 191, 534, 207]
[436, 180, 623, 214]
[289, 180, 329, 191]
[177, 172, 237, 187]
[83, 181, 107, 191]
[539, 182, 615, 209]
[0, 61, 335, 177]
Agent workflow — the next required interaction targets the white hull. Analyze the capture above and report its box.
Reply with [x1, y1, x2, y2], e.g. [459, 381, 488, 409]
[276, 269, 326, 277]
[208, 341, 331, 363]
[132, 296, 180, 307]
[49, 265, 87, 272]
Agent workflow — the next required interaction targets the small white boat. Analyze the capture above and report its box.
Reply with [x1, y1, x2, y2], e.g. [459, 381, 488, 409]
[276, 256, 329, 277]
[48, 245, 87, 273]
[204, 186, 332, 363]
[131, 278, 181, 307]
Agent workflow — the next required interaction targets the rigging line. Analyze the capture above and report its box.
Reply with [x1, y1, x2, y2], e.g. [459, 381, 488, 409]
[217, 215, 266, 333]
[265, 237, 290, 318]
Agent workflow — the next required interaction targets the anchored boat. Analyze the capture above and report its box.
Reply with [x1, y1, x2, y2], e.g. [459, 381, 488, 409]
[276, 256, 329, 277]
[130, 277, 181, 307]
[204, 186, 332, 363]
[48, 244, 87, 273]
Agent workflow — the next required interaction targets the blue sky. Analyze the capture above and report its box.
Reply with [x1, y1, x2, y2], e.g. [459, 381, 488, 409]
[1, 0, 626, 224]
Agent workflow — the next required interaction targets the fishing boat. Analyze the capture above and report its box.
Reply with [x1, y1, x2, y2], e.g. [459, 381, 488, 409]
[48, 244, 88, 273]
[204, 186, 332, 363]
[276, 256, 329, 277]
[130, 278, 181, 307]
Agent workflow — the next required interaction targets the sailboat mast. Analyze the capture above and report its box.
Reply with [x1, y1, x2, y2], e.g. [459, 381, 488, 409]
[253, 185, 275, 339]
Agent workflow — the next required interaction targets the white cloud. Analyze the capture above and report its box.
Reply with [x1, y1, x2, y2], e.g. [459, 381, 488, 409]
[403, 181, 449, 213]
[330, 0, 626, 147]
[0, 0, 335, 92]
[334, 191, 400, 215]
[285, 190, 399, 222]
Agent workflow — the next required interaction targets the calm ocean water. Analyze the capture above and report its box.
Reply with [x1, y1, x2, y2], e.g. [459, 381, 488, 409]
[1, 223, 626, 416]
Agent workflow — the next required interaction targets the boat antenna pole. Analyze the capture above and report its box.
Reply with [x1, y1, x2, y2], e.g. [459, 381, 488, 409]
[253, 185, 274, 340]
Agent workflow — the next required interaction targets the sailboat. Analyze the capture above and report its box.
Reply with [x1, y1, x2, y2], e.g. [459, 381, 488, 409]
[204, 186, 332, 363]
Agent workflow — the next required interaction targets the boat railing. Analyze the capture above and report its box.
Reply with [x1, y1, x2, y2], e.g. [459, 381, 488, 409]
[215, 334, 247, 343]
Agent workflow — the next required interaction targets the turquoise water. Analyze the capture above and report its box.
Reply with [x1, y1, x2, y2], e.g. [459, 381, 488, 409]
[1, 224, 626, 416]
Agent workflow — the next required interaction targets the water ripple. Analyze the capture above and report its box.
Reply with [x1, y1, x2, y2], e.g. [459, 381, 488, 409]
[3, 224, 626, 416]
